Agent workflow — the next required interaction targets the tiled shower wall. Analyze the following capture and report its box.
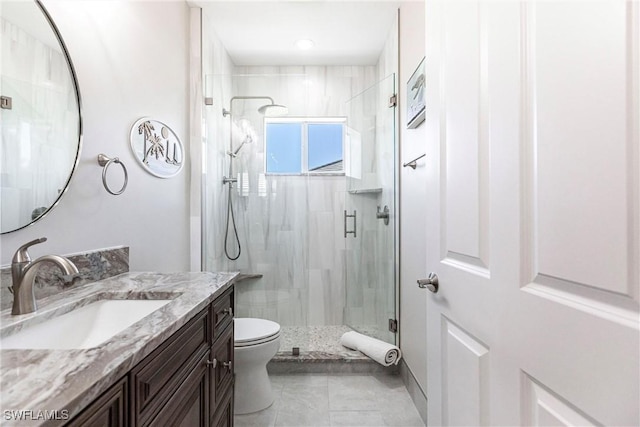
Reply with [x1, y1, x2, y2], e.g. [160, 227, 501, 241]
[208, 67, 377, 327]
[202, 18, 398, 335]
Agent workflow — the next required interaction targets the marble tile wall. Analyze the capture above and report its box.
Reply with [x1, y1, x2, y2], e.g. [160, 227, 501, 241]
[205, 66, 378, 328]
[202, 24, 399, 341]
[0, 246, 129, 311]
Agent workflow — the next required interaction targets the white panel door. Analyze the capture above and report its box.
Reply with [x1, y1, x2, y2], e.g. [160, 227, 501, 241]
[424, 1, 639, 426]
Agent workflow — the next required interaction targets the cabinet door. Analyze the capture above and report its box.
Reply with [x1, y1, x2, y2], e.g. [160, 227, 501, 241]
[148, 354, 209, 427]
[67, 377, 128, 427]
[211, 390, 233, 427]
[209, 324, 234, 422]
[131, 308, 209, 426]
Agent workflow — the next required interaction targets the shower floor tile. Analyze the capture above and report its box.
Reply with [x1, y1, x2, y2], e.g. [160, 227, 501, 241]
[277, 325, 387, 360]
[279, 325, 357, 356]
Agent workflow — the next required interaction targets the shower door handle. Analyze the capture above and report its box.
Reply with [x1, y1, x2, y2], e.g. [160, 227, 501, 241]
[377, 205, 390, 225]
[344, 210, 357, 238]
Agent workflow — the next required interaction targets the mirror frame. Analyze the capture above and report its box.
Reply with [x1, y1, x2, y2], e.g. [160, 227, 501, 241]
[1, 0, 83, 234]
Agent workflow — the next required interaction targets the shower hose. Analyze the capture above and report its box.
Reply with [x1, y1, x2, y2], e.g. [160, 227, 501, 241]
[224, 168, 241, 261]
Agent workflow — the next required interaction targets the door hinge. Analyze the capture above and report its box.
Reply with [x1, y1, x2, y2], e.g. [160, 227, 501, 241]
[388, 318, 398, 333]
[388, 94, 397, 108]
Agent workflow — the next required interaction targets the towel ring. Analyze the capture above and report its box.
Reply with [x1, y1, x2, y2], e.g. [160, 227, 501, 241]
[97, 154, 128, 195]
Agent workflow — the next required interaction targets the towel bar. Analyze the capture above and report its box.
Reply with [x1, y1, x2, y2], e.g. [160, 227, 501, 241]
[403, 153, 426, 169]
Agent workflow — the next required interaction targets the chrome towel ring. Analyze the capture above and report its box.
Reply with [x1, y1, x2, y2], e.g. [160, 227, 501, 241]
[97, 154, 128, 195]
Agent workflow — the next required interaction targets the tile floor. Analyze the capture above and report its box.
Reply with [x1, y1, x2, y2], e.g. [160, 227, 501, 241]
[234, 374, 426, 427]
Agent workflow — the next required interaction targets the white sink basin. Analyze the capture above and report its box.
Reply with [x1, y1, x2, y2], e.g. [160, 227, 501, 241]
[0, 299, 172, 350]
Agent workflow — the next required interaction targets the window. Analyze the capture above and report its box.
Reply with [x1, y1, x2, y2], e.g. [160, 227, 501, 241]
[265, 118, 345, 174]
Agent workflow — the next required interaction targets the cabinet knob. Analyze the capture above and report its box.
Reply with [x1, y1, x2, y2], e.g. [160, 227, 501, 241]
[223, 307, 233, 317]
[222, 361, 233, 371]
[205, 359, 217, 368]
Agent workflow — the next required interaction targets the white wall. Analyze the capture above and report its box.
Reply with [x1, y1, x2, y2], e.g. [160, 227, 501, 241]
[399, 0, 427, 391]
[0, 1, 191, 272]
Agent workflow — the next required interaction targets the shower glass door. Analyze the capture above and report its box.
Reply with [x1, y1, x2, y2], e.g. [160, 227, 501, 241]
[344, 74, 397, 345]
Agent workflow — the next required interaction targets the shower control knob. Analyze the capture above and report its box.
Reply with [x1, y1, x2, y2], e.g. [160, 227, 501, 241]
[417, 273, 439, 293]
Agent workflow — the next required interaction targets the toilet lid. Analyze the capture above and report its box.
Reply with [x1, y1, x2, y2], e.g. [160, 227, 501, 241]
[234, 318, 280, 344]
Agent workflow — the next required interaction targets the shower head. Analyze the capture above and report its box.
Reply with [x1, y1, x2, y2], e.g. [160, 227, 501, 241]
[257, 103, 288, 116]
[222, 96, 288, 117]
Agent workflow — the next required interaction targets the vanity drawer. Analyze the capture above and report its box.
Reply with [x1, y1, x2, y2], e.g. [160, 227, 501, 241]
[130, 307, 209, 426]
[211, 287, 234, 341]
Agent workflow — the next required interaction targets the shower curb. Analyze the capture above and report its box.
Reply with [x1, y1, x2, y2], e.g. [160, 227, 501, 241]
[268, 351, 400, 375]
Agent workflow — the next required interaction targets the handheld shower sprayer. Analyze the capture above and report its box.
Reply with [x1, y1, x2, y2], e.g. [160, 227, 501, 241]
[227, 118, 256, 158]
[221, 95, 288, 261]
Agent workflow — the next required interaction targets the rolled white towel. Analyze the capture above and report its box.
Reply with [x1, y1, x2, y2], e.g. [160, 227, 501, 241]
[340, 331, 402, 367]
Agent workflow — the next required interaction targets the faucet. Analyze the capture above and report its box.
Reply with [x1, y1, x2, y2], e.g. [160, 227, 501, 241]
[11, 237, 79, 315]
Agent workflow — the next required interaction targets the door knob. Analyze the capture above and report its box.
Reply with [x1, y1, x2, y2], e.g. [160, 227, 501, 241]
[417, 273, 439, 293]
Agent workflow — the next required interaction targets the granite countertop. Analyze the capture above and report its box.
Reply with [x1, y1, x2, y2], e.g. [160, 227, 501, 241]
[0, 271, 237, 426]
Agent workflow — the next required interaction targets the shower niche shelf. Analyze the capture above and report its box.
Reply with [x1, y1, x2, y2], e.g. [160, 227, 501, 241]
[236, 273, 264, 283]
[348, 188, 382, 195]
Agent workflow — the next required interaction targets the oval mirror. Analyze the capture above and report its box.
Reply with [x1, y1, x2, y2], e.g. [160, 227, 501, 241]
[0, 0, 82, 234]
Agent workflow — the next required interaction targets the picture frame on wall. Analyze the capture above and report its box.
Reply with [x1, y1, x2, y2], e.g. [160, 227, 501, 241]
[407, 57, 425, 129]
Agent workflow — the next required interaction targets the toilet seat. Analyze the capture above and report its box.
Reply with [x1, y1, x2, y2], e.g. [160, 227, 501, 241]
[234, 318, 280, 348]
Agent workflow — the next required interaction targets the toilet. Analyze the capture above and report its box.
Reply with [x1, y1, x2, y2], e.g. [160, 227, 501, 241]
[234, 317, 281, 414]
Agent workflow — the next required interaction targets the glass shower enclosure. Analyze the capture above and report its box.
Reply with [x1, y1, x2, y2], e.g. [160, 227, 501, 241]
[344, 74, 397, 345]
[202, 72, 398, 353]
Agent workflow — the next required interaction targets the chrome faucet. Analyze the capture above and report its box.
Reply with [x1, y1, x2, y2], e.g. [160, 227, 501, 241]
[11, 237, 79, 315]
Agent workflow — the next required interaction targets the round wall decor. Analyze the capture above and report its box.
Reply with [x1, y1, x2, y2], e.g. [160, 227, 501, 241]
[130, 117, 184, 178]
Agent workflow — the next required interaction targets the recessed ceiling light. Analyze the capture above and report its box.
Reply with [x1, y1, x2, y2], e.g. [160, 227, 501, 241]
[295, 39, 315, 50]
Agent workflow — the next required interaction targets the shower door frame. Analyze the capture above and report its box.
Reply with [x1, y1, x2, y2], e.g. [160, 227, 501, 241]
[343, 73, 400, 345]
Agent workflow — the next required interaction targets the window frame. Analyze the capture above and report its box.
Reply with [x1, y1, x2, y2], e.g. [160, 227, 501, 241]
[264, 116, 346, 176]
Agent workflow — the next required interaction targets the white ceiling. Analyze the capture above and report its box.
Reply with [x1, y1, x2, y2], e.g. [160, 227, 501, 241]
[192, 1, 401, 66]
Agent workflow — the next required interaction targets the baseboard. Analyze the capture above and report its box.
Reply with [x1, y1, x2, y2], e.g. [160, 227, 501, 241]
[399, 359, 428, 425]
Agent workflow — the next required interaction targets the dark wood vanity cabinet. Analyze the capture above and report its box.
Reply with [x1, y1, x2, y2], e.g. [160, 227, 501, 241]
[209, 323, 234, 426]
[67, 287, 234, 427]
[66, 377, 129, 427]
[149, 353, 209, 427]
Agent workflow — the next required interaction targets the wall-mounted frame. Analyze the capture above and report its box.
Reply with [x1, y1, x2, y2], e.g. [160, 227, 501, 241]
[407, 57, 425, 129]
[130, 117, 184, 178]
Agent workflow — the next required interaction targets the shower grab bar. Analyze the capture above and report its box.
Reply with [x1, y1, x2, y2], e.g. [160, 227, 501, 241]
[344, 210, 356, 238]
